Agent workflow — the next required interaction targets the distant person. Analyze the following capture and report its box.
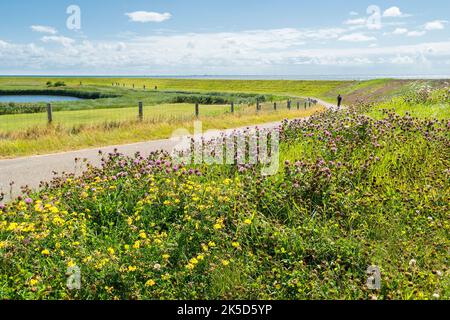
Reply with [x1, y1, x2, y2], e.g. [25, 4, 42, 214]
[337, 94, 343, 108]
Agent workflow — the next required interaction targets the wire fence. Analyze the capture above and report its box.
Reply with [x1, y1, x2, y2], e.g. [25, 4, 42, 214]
[0, 99, 318, 135]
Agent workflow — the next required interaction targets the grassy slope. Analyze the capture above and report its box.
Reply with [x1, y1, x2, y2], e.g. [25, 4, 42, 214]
[368, 99, 450, 119]
[0, 77, 351, 101]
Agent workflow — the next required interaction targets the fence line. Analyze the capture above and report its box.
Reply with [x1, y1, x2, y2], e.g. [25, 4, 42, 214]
[0, 99, 318, 133]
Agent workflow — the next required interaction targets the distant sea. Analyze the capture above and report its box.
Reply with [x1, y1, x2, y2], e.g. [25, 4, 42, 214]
[1, 74, 450, 81]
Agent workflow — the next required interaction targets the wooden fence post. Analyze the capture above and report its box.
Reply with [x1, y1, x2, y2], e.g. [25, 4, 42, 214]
[195, 103, 199, 117]
[287, 100, 291, 110]
[47, 103, 53, 123]
[231, 102, 234, 113]
[304, 101, 307, 109]
[256, 99, 260, 111]
[274, 102, 277, 110]
[297, 101, 300, 110]
[138, 102, 143, 121]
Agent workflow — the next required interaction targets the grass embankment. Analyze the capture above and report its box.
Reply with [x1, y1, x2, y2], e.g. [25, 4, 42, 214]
[0, 93, 448, 299]
[3, 77, 434, 106]
[367, 87, 450, 119]
[0, 77, 351, 101]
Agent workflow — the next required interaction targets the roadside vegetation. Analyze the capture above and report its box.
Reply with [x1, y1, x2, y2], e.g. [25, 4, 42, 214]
[0, 86, 448, 300]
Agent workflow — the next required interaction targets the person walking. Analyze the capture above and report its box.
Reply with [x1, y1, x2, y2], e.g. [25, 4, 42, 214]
[337, 94, 343, 108]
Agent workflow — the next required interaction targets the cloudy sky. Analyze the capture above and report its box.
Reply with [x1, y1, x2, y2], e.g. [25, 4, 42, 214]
[0, 0, 449, 77]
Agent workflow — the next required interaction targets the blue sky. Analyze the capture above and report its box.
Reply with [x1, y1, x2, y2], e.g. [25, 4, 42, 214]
[0, 0, 449, 76]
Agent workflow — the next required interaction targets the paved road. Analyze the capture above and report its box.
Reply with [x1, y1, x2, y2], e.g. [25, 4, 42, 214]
[0, 98, 337, 202]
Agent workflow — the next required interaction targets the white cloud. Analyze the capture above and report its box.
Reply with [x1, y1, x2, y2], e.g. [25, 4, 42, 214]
[349, 11, 359, 16]
[41, 36, 75, 46]
[390, 55, 415, 64]
[339, 33, 377, 42]
[125, 11, 172, 23]
[424, 20, 447, 31]
[344, 18, 366, 26]
[392, 28, 408, 35]
[2, 27, 450, 74]
[0, 39, 9, 47]
[31, 25, 57, 35]
[407, 31, 426, 37]
[383, 7, 407, 18]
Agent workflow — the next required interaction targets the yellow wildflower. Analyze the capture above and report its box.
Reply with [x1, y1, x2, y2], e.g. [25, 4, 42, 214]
[127, 266, 137, 272]
[197, 254, 205, 261]
[145, 279, 156, 287]
[222, 260, 230, 266]
[139, 231, 147, 239]
[67, 260, 76, 268]
[208, 241, 216, 248]
[185, 263, 195, 270]
[29, 279, 39, 286]
[41, 249, 50, 256]
[213, 218, 224, 230]
[133, 241, 140, 249]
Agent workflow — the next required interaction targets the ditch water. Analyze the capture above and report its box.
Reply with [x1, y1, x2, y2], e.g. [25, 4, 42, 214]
[0, 95, 82, 103]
